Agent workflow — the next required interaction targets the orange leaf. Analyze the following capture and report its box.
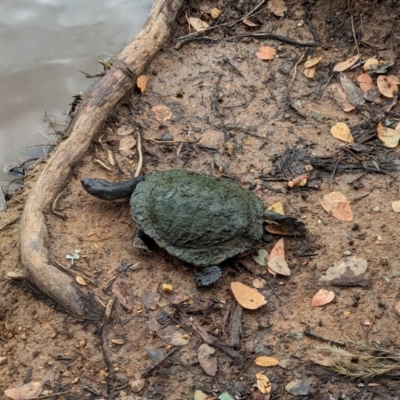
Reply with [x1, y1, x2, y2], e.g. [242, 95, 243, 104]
[136, 75, 148, 93]
[311, 289, 335, 306]
[255, 356, 279, 367]
[255, 46, 276, 61]
[270, 238, 285, 259]
[330, 122, 354, 142]
[321, 192, 353, 221]
[268, 256, 290, 276]
[357, 73, 373, 92]
[256, 373, 272, 395]
[151, 104, 173, 121]
[377, 121, 400, 148]
[231, 282, 267, 310]
[304, 57, 322, 68]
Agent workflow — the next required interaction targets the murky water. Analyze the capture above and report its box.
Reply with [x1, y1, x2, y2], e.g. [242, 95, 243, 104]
[0, 0, 154, 182]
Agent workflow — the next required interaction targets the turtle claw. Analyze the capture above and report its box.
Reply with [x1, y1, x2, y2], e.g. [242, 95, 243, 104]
[194, 266, 222, 287]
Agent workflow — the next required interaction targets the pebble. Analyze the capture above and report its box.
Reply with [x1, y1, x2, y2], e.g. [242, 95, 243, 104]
[343, 250, 352, 256]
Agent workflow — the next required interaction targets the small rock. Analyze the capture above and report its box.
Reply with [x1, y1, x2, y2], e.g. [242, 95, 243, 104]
[343, 250, 352, 256]
[285, 377, 314, 396]
[147, 347, 165, 361]
[159, 133, 173, 141]
[130, 377, 145, 393]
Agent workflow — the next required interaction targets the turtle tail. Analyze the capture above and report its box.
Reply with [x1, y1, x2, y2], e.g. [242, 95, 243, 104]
[81, 176, 145, 201]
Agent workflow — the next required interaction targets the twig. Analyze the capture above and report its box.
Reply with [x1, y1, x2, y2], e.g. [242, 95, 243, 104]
[233, 32, 318, 47]
[304, 326, 345, 346]
[143, 347, 180, 377]
[350, 15, 361, 61]
[94, 158, 112, 171]
[291, 52, 305, 82]
[135, 132, 143, 177]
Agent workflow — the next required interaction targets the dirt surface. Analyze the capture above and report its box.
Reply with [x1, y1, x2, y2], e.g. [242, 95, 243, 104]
[2, 0, 400, 399]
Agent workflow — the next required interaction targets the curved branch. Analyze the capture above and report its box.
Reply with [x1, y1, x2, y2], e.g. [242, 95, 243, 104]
[20, 0, 185, 318]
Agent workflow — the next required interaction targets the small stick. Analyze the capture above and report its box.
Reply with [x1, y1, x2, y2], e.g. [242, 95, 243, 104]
[304, 326, 345, 346]
[94, 158, 112, 171]
[291, 52, 305, 82]
[135, 132, 143, 177]
[143, 347, 180, 377]
[51, 192, 66, 220]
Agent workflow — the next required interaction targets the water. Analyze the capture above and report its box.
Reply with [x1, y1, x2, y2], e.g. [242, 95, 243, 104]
[0, 0, 154, 181]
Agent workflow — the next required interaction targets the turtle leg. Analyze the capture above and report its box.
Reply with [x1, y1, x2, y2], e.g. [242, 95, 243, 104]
[133, 229, 151, 254]
[194, 266, 222, 287]
[263, 210, 306, 236]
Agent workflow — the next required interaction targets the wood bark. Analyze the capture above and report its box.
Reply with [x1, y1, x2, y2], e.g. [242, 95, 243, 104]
[20, 0, 185, 318]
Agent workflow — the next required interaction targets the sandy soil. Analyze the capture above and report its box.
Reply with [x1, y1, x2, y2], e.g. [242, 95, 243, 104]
[2, 0, 400, 399]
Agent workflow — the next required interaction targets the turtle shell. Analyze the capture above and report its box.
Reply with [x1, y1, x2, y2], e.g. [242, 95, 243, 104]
[130, 170, 264, 266]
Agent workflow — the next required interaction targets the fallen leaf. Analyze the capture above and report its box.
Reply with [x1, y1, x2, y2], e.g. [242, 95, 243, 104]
[194, 390, 209, 400]
[188, 17, 209, 32]
[268, 256, 290, 276]
[119, 136, 137, 156]
[288, 173, 309, 187]
[364, 87, 381, 103]
[231, 282, 267, 310]
[116, 125, 135, 136]
[256, 373, 272, 395]
[112, 280, 134, 310]
[136, 75, 148, 93]
[357, 73, 374, 92]
[333, 55, 360, 72]
[252, 249, 268, 267]
[363, 57, 379, 71]
[285, 378, 314, 396]
[267, 202, 284, 215]
[340, 73, 366, 106]
[303, 65, 317, 79]
[377, 75, 398, 98]
[331, 83, 356, 112]
[199, 4, 212, 13]
[151, 104, 173, 121]
[198, 344, 217, 376]
[76, 275, 87, 286]
[387, 75, 400, 85]
[4, 382, 43, 400]
[267, 0, 287, 17]
[311, 289, 335, 307]
[270, 238, 285, 259]
[363, 318, 373, 326]
[253, 278, 266, 289]
[304, 57, 322, 68]
[392, 200, 400, 213]
[255, 356, 279, 367]
[309, 353, 333, 367]
[157, 324, 190, 346]
[330, 122, 354, 142]
[319, 258, 367, 283]
[211, 7, 221, 19]
[321, 191, 353, 221]
[111, 338, 124, 345]
[243, 18, 258, 27]
[255, 46, 276, 61]
[377, 121, 400, 148]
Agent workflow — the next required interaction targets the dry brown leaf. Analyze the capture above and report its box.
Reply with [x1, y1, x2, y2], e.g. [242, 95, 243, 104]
[364, 87, 381, 103]
[211, 7, 221, 19]
[256, 373, 272, 395]
[253, 277, 266, 289]
[136, 75, 148, 93]
[311, 289, 335, 306]
[377, 75, 398, 98]
[333, 55, 360, 72]
[198, 343, 217, 376]
[267, 0, 287, 17]
[199, 4, 212, 13]
[116, 125, 135, 136]
[111, 338, 124, 345]
[194, 390, 209, 400]
[387, 75, 400, 85]
[255, 356, 279, 367]
[377, 121, 400, 148]
[188, 17, 209, 32]
[76, 275, 87, 286]
[303, 65, 317, 79]
[270, 238, 285, 259]
[330, 122, 354, 142]
[4, 382, 43, 400]
[243, 18, 258, 27]
[304, 57, 322, 68]
[112, 280, 134, 310]
[357, 73, 374, 92]
[321, 191, 353, 221]
[231, 281, 267, 310]
[119, 136, 137, 156]
[267, 202, 284, 215]
[309, 353, 333, 367]
[256, 46, 276, 61]
[268, 256, 290, 276]
[151, 104, 173, 121]
[363, 57, 379, 71]
[331, 83, 356, 112]
[288, 173, 309, 187]
[340, 73, 365, 106]
[392, 200, 400, 213]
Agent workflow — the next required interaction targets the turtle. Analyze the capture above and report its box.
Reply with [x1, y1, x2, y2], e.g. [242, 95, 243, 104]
[81, 169, 306, 286]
